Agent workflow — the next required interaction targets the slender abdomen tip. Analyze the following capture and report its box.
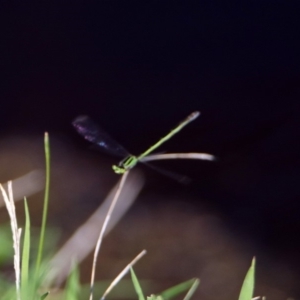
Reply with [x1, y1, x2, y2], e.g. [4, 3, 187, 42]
[189, 111, 201, 120]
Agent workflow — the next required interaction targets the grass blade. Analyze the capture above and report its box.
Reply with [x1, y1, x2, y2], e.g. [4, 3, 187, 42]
[35, 132, 51, 277]
[0, 182, 22, 300]
[101, 250, 146, 300]
[130, 267, 145, 300]
[238, 257, 256, 300]
[21, 197, 30, 295]
[160, 278, 199, 300]
[65, 262, 80, 300]
[40, 291, 50, 299]
[183, 278, 200, 300]
[89, 171, 130, 300]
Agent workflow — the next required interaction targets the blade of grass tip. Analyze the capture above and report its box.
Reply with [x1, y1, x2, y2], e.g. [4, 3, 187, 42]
[35, 132, 51, 278]
[183, 278, 200, 300]
[160, 278, 199, 300]
[238, 257, 256, 300]
[101, 250, 147, 300]
[21, 197, 30, 296]
[130, 267, 146, 300]
[40, 291, 50, 300]
[65, 261, 80, 300]
[89, 171, 130, 300]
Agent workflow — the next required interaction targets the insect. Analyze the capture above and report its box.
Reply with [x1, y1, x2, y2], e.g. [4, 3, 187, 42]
[72, 111, 201, 177]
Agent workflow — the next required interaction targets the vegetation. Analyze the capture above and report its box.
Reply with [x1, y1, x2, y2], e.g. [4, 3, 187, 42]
[0, 133, 257, 300]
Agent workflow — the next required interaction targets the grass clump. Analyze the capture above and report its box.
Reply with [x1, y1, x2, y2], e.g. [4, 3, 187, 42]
[0, 132, 259, 300]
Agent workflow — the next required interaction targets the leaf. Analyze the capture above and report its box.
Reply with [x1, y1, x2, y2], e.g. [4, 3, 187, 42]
[65, 261, 81, 300]
[21, 198, 30, 294]
[130, 267, 145, 300]
[160, 278, 200, 300]
[239, 258, 256, 300]
[40, 291, 49, 300]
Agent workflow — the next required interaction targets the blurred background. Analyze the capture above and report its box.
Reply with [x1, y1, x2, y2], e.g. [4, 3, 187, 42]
[0, 1, 300, 299]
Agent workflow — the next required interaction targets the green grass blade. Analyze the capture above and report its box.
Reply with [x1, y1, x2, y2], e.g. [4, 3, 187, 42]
[21, 198, 30, 295]
[130, 267, 145, 300]
[35, 132, 51, 277]
[238, 257, 256, 300]
[183, 279, 200, 300]
[160, 278, 199, 300]
[65, 262, 81, 300]
[40, 291, 49, 299]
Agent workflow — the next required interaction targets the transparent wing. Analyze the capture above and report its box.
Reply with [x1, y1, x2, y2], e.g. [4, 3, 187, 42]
[142, 162, 191, 184]
[72, 115, 129, 157]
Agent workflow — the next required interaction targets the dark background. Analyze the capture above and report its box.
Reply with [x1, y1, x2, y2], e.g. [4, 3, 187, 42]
[0, 1, 300, 298]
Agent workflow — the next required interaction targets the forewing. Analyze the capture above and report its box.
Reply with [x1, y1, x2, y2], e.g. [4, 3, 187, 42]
[142, 161, 191, 184]
[72, 115, 129, 157]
